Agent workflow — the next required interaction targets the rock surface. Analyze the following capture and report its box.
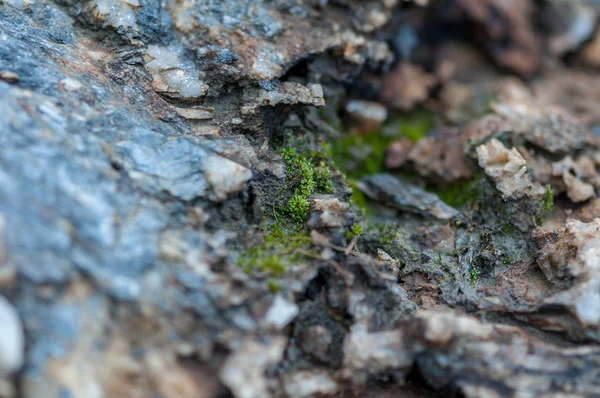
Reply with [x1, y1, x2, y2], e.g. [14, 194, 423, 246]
[3, 1, 600, 397]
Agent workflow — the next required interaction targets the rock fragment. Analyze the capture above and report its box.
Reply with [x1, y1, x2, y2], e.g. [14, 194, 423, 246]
[0, 295, 23, 377]
[476, 138, 545, 199]
[358, 174, 460, 219]
[308, 195, 353, 229]
[533, 218, 600, 338]
[345, 100, 387, 133]
[438, 0, 541, 76]
[220, 338, 286, 398]
[380, 62, 436, 111]
[203, 156, 252, 202]
[408, 134, 473, 183]
[144, 45, 208, 100]
[282, 370, 338, 398]
[385, 138, 413, 169]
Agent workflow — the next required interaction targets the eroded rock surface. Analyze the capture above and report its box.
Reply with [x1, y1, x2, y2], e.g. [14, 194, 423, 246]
[3, 0, 600, 397]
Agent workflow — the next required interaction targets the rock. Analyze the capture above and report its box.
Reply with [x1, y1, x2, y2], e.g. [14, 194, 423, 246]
[543, 0, 596, 56]
[308, 195, 353, 229]
[490, 81, 592, 155]
[562, 172, 595, 203]
[571, 197, 600, 222]
[298, 325, 333, 363]
[358, 174, 460, 219]
[261, 295, 299, 330]
[476, 138, 545, 200]
[341, 323, 412, 385]
[380, 62, 437, 111]
[220, 338, 286, 398]
[437, 0, 541, 76]
[532, 218, 600, 339]
[408, 133, 474, 184]
[203, 156, 252, 202]
[283, 370, 338, 398]
[6, 0, 600, 397]
[0, 70, 19, 83]
[144, 45, 209, 100]
[0, 296, 23, 376]
[242, 82, 325, 117]
[171, 106, 214, 120]
[345, 100, 387, 133]
[552, 156, 597, 203]
[385, 138, 413, 169]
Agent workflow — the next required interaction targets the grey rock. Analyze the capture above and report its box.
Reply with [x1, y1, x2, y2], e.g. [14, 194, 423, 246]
[358, 173, 460, 220]
[0, 296, 23, 376]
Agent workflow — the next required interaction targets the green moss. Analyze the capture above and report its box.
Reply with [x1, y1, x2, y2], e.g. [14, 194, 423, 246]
[502, 256, 511, 265]
[345, 223, 363, 240]
[469, 265, 481, 283]
[396, 109, 434, 143]
[285, 194, 310, 223]
[331, 109, 434, 178]
[314, 165, 333, 193]
[432, 174, 483, 209]
[540, 184, 555, 213]
[281, 146, 335, 223]
[239, 226, 313, 278]
[267, 280, 281, 293]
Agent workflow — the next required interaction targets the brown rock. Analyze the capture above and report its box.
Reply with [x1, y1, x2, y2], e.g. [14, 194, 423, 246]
[385, 138, 413, 169]
[298, 325, 333, 363]
[408, 134, 473, 184]
[447, 0, 541, 76]
[380, 62, 436, 111]
[345, 100, 387, 133]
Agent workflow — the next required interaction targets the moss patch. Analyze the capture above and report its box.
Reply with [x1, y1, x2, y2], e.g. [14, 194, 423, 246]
[239, 225, 313, 276]
[431, 173, 484, 209]
[281, 146, 334, 223]
[540, 184, 555, 213]
[331, 109, 434, 178]
[345, 223, 363, 240]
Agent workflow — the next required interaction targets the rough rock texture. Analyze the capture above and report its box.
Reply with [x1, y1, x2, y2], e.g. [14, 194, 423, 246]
[4, 0, 600, 397]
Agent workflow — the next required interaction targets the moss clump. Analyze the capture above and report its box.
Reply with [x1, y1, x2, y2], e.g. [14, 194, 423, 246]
[239, 226, 313, 277]
[267, 280, 281, 293]
[314, 165, 333, 193]
[345, 223, 363, 240]
[285, 194, 310, 223]
[432, 174, 483, 209]
[540, 184, 555, 213]
[281, 146, 334, 223]
[469, 265, 481, 283]
[241, 250, 286, 276]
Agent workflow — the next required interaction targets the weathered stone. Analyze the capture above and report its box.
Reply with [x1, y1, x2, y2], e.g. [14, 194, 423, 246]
[476, 138, 546, 200]
[358, 174, 460, 219]
[0, 296, 23, 376]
